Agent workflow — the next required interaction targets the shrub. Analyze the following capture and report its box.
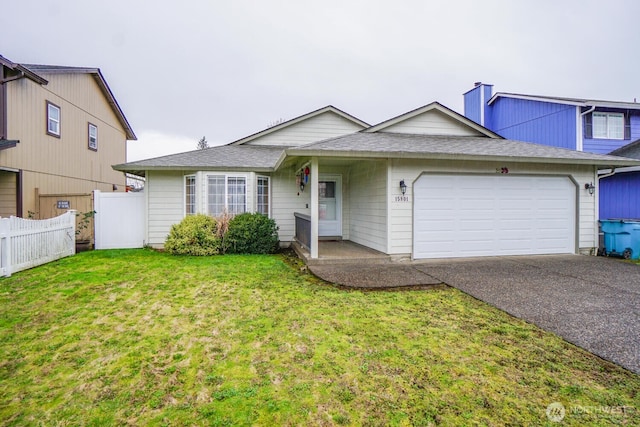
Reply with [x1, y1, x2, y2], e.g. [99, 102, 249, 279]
[165, 214, 221, 255]
[224, 213, 279, 254]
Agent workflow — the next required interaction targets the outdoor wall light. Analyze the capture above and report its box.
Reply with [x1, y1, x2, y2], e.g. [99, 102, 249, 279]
[585, 182, 595, 195]
[399, 179, 407, 195]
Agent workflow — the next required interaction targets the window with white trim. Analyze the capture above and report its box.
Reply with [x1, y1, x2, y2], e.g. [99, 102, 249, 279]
[257, 176, 270, 216]
[593, 112, 624, 139]
[185, 175, 196, 215]
[207, 175, 246, 216]
[46, 101, 60, 137]
[88, 123, 98, 150]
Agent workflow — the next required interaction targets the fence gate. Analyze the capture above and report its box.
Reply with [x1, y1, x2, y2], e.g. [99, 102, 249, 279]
[94, 190, 145, 249]
[36, 190, 94, 243]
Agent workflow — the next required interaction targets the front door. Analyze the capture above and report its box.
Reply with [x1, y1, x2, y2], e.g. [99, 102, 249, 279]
[318, 174, 342, 237]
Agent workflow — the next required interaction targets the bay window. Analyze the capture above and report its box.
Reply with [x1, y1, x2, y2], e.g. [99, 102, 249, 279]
[257, 176, 270, 216]
[185, 175, 196, 215]
[207, 175, 246, 216]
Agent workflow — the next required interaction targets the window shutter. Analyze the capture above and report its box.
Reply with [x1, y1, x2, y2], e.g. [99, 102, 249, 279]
[624, 111, 631, 140]
[584, 112, 593, 139]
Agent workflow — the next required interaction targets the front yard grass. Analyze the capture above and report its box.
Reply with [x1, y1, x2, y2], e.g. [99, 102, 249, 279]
[0, 249, 638, 426]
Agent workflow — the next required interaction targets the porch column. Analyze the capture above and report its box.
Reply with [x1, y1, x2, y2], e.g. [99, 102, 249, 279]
[310, 157, 319, 259]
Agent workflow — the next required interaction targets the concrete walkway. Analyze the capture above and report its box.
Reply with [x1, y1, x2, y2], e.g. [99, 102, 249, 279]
[309, 254, 640, 374]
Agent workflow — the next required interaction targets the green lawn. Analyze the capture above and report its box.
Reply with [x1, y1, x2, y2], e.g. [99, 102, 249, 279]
[0, 249, 638, 426]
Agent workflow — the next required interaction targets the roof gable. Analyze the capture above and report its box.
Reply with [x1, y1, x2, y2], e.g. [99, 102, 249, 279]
[229, 105, 369, 146]
[20, 64, 137, 140]
[364, 102, 501, 138]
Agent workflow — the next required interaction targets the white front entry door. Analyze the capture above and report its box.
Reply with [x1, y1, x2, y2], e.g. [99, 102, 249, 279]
[318, 175, 342, 237]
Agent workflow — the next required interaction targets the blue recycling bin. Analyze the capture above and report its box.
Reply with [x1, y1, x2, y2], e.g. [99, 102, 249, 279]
[599, 219, 640, 260]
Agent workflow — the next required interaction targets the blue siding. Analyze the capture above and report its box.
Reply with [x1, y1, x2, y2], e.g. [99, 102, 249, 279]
[584, 113, 640, 154]
[489, 98, 577, 149]
[482, 85, 493, 127]
[464, 86, 482, 125]
[633, 114, 640, 140]
[584, 138, 628, 154]
[599, 171, 640, 219]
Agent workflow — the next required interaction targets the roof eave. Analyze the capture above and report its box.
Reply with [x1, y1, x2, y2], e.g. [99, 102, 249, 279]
[488, 93, 586, 107]
[113, 165, 276, 174]
[488, 92, 640, 110]
[0, 56, 48, 85]
[285, 149, 640, 167]
[91, 71, 137, 140]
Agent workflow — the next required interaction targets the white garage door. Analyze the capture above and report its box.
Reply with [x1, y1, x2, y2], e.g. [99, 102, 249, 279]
[413, 174, 576, 259]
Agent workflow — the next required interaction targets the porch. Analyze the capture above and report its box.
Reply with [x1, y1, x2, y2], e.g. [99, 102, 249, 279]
[284, 156, 390, 261]
[291, 239, 391, 266]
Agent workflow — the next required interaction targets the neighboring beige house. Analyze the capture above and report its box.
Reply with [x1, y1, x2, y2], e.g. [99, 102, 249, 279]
[0, 55, 136, 218]
[115, 103, 640, 260]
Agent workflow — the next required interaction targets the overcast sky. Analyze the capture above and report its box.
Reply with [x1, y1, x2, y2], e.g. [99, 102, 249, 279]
[4, 0, 640, 161]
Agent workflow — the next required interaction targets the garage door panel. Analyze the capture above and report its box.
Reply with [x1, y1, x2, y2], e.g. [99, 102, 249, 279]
[414, 174, 576, 259]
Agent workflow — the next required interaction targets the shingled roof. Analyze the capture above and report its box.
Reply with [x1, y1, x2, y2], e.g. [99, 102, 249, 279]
[116, 132, 640, 177]
[609, 138, 640, 160]
[287, 132, 640, 167]
[113, 145, 287, 177]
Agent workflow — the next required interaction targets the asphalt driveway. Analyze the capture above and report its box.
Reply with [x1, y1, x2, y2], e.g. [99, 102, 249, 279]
[310, 255, 640, 374]
[413, 255, 640, 375]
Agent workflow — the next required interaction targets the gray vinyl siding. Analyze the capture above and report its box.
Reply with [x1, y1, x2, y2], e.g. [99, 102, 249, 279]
[146, 170, 184, 247]
[348, 160, 387, 252]
[380, 110, 484, 136]
[271, 167, 307, 243]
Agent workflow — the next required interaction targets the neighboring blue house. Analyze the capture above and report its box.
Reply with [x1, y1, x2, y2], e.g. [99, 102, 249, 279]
[463, 83, 640, 219]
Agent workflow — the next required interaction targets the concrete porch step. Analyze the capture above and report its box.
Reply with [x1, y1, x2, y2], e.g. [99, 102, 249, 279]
[291, 240, 392, 266]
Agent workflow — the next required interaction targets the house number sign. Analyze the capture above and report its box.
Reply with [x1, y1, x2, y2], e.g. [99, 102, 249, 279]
[393, 196, 410, 203]
[57, 200, 70, 209]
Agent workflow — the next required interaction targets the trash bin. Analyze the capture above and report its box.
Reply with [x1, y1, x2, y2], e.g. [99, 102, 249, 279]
[599, 219, 640, 260]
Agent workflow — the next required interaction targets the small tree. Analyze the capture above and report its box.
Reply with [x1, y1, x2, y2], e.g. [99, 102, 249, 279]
[197, 136, 209, 150]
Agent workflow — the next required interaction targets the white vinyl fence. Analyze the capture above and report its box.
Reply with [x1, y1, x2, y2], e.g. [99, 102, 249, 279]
[0, 210, 76, 277]
[94, 190, 145, 249]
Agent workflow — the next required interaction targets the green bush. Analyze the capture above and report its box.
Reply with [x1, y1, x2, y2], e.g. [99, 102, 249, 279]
[165, 214, 221, 255]
[224, 213, 279, 254]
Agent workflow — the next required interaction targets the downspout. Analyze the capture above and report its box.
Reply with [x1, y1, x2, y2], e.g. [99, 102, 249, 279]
[578, 105, 596, 152]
